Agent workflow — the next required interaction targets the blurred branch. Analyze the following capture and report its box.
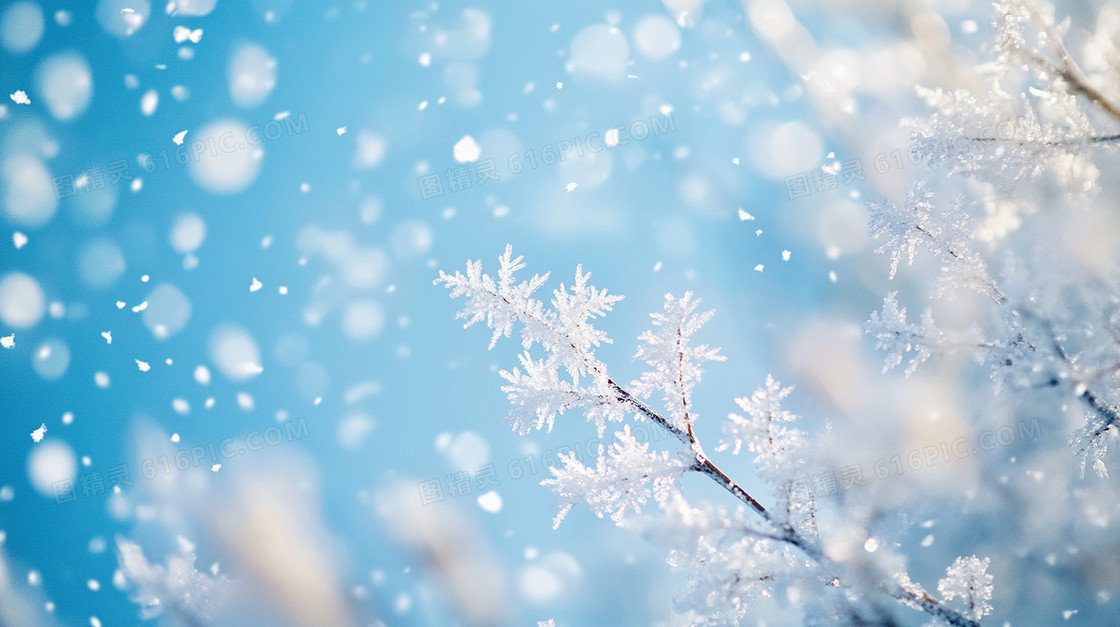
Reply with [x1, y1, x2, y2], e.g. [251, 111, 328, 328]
[1024, 0, 1120, 122]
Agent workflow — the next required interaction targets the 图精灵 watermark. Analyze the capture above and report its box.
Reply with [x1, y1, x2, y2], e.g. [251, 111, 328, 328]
[50, 418, 310, 505]
[417, 113, 678, 201]
[791, 418, 1044, 498]
[52, 112, 311, 199]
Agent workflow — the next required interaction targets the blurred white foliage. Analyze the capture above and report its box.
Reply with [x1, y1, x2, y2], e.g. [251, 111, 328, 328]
[907, 1, 1109, 194]
[115, 537, 231, 622]
[874, 0, 1120, 505]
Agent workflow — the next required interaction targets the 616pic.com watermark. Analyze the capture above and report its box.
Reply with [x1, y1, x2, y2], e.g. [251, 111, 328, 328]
[52, 112, 310, 199]
[50, 418, 310, 505]
[417, 113, 678, 201]
[790, 418, 1044, 500]
[783, 146, 920, 201]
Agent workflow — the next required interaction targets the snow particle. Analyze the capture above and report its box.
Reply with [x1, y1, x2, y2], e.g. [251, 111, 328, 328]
[567, 24, 630, 81]
[172, 25, 203, 43]
[353, 132, 387, 170]
[35, 52, 93, 121]
[1, 3, 44, 54]
[390, 221, 433, 258]
[30, 423, 46, 442]
[140, 89, 158, 116]
[187, 119, 263, 194]
[194, 365, 211, 385]
[172, 130, 188, 145]
[342, 300, 386, 340]
[2, 155, 58, 227]
[96, 0, 149, 37]
[445, 431, 490, 472]
[141, 284, 190, 339]
[633, 15, 680, 59]
[394, 593, 411, 614]
[236, 391, 254, 411]
[27, 440, 76, 497]
[169, 213, 206, 253]
[9, 90, 30, 105]
[453, 135, 481, 163]
[477, 490, 503, 513]
[77, 238, 127, 289]
[753, 121, 823, 179]
[337, 412, 377, 449]
[208, 323, 262, 381]
[227, 42, 277, 108]
[32, 338, 69, 380]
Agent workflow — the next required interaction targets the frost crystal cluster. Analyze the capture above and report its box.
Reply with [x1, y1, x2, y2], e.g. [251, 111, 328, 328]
[439, 246, 990, 626]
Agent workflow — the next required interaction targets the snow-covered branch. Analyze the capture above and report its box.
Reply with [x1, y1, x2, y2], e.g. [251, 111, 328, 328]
[439, 247, 988, 626]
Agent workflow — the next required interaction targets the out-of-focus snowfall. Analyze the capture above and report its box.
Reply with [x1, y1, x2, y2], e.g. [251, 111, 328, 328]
[1, 0, 1119, 625]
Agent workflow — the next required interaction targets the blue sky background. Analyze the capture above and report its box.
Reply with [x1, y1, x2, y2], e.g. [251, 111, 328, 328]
[0, 1, 1022, 625]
